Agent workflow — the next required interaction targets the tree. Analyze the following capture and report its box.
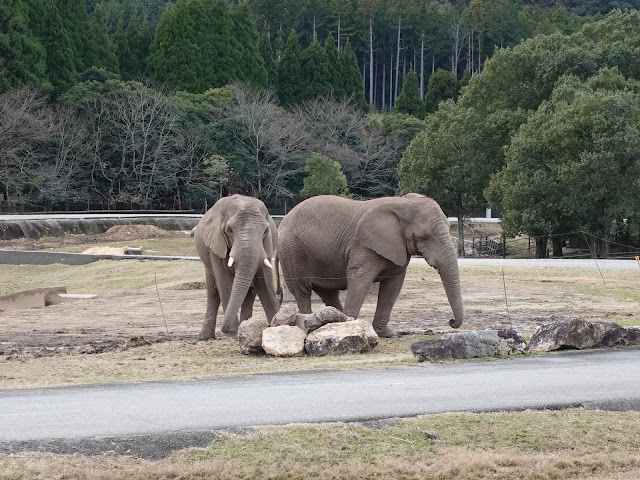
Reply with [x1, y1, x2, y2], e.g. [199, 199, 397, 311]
[299, 36, 332, 101]
[0, 0, 48, 92]
[424, 68, 457, 112]
[27, 0, 75, 95]
[92, 3, 118, 73]
[277, 29, 303, 106]
[56, 0, 98, 72]
[300, 152, 349, 197]
[340, 38, 366, 110]
[113, 18, 136, 79]
[232, 0, 268, 88]
[395, 65, 423, 118]
[398, 100, 492, 256]
[324, 33, 343, 97]
[487, 71, 640, 258]
[258, 22, 276, 85]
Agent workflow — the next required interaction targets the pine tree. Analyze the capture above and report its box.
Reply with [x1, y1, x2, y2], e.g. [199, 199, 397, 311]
[113, 18, 136, 79]
[92, 3, 118, 73]
[277, 29, 303, 106]
[324, 33, 344, 97]
[203, 0, 235, 87]
[339, 38, 365, 110]
[232, 1, 267, 88]
[27, 0, 75, 95]
[300, 35, 331, 101]
[396, 65, 424, 118]
[0, 0, 48, 92]
[56, 0, 98, 72]
[424, 68, 457, 113]
[258, 22, 276, 86]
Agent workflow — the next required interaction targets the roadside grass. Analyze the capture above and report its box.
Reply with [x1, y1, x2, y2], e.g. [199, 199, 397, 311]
[1, 408, 639, 479]
[0, 336, 420, 389]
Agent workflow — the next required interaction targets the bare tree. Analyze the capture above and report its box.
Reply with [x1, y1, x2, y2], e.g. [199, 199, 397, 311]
[229, 83, 308, 201]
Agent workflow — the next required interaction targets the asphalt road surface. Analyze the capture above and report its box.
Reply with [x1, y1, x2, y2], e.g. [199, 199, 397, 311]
[1, 347, 639, 458]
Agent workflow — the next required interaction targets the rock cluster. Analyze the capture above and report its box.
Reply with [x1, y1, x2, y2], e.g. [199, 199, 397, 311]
[411, 317, 640, 362]
[238, 304, 378, 357]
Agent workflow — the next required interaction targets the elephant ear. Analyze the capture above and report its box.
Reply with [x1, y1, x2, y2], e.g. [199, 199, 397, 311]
[355, 203, 408, 266]
[263, 215, 278, 256]
[199, 201, 229, 259]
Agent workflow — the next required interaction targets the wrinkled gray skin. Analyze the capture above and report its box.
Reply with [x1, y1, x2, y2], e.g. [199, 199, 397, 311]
[195, 195, 279, 339]
[277, 194, 463, 337]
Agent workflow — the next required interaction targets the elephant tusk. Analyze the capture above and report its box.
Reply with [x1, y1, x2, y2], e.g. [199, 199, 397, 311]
[263, 258, 273, 269]
[227, 256, 235, 267]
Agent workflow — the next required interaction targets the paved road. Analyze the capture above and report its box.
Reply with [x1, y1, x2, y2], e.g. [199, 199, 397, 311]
[1, 348, 639, 457]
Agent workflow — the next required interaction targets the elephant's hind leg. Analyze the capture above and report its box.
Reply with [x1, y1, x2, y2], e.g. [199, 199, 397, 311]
[313, 288, 343, 311]
[199, 271, 221, 340]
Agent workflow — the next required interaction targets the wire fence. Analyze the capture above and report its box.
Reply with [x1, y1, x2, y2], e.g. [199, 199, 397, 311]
[456, 231, 640, 260]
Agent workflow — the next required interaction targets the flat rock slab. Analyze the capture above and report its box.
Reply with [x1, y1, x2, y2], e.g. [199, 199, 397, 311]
[305, 320, 378, 356]
[411, 329, 527, 362]
[527, 317, 640, 353]
[262, 325, 307, 357]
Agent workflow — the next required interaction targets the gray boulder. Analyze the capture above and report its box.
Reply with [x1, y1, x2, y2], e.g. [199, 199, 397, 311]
[295, 306, 350, 333]
[262, 325, 307, 357]
[411, 329, 527, 362]
[237, 316, 270, 355]
[527, 317, 638, 353]
[305, 320, 378, 356]
[271, 303, 298, 327]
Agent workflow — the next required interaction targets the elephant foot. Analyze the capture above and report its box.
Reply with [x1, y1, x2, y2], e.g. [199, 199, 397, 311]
[198, 332, 216, 341]
[374, 326, 394, 338]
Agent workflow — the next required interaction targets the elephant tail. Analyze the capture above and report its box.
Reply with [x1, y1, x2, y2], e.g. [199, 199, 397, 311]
[275, 253, 283, 306]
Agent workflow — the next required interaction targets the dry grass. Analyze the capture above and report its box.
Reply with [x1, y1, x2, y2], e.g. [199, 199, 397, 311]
[1, 409, 639, 479]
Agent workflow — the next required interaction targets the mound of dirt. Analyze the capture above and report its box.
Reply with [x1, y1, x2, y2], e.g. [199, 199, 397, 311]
[98, 225, 181, 241]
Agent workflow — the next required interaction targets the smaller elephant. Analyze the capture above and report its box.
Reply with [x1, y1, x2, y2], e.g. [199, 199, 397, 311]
[277, 193, 463, 337]
[194, 195, 280, 339]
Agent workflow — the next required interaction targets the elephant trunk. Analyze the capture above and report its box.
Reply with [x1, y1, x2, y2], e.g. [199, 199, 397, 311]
[422, 228, 464, 329]
[221, 273, 254, 334]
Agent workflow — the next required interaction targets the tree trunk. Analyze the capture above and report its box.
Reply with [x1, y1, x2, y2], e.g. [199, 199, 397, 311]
[337, 14, 340, 51]
[382, 61, 386, 110]
[457, 213, 464, 257]
[390, 50, 394, 106]
[420, 39, 425, 99]
[552, 237, 564, 257]
[535, 237, 548, 259]
[369, 16, 374, 108]
[394, 16, 401, 106]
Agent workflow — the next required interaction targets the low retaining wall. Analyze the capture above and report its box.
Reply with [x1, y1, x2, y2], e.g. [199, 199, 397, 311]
[0, 217, 200, 240]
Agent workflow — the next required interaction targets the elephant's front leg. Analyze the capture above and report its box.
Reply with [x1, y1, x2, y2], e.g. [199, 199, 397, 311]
[199, 270, 221, 340]
[254, 265, 281, 322]
[313, 288, 343, 311]
[372, 269, 407, 338]
[240, 286, 256, 322]
[343, 263, 377, 320]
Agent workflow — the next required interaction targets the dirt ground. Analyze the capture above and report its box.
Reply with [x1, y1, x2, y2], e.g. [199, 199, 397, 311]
[1, 225, 638, 359]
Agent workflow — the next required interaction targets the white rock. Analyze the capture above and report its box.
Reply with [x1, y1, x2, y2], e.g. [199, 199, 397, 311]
[262, 325, 307, 357]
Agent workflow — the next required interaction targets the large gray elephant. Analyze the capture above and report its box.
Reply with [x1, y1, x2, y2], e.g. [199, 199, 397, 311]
[194, 195, 279, 339]
[277, 193, 463, 337]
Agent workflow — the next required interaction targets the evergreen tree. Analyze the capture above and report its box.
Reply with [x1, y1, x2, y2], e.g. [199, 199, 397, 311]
[300, 153, 349, 197]
[113, 18, 136, 79]
[56, 0, 98, 72]
[324, 32, 344, 97]
[339, 38, 365, 110]
[425, 68, 457, 113]
[300, 35, 331, 101]
[203, 0, 235, 87]
[92, 3, 118, 73]
[0, 0, 48, 92]
[277, 29, 303, 106]
[395, 65, 423, 118]
[232, 1, 267, 87]
[27, 0, 75, 95]
[258, 22, 276, 85]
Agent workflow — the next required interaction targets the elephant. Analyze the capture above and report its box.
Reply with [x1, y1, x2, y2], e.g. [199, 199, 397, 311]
[276, 193, 463, 337]
[194, 194, 280, 339]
